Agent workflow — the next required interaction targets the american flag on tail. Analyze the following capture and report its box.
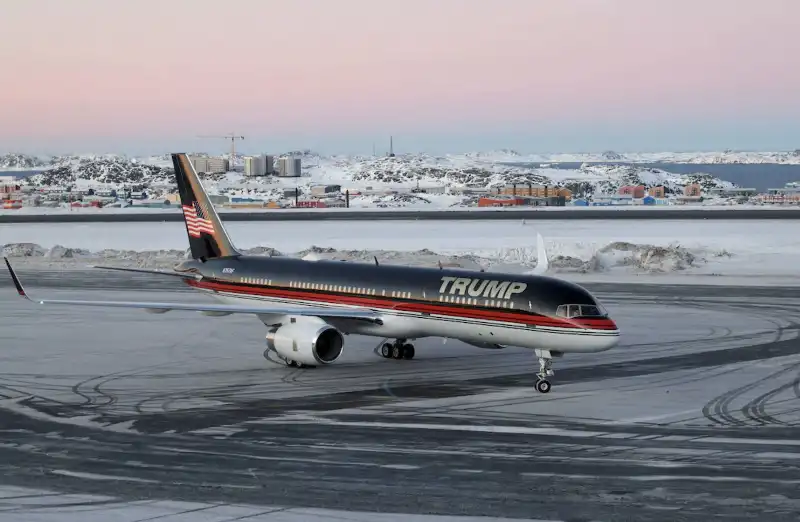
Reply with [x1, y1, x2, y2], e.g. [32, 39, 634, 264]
[182, 201, 215, 238]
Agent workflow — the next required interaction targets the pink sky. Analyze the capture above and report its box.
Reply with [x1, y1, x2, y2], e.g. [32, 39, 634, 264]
[1, 0, 799, 153]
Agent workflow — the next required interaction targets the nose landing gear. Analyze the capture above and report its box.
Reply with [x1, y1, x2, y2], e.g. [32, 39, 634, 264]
[535, 349, 555, 394]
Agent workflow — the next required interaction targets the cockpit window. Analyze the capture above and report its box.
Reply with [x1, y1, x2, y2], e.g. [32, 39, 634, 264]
[556, 304, 607, 318]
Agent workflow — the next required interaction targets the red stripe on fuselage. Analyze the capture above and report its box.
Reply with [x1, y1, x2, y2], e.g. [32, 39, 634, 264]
[186, 279, 618, 331]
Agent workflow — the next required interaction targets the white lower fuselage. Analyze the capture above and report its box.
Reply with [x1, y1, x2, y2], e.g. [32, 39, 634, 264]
[197, 287, 620, 355]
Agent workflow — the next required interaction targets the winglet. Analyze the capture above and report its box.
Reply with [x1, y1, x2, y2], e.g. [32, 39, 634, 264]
[4, 257, 30, 299]
[532, 233, 549, 275]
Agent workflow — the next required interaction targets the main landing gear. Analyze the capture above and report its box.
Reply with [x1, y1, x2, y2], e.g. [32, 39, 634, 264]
[535, 349, 555, 394]
[282, 358, 311, 369]
[263, 348, 313, 369]
[380, 339, 415, 360]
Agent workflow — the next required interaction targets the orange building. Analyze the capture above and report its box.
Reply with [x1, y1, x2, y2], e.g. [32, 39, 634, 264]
[497, 185, 571, 200]
[618, 185, 645, 198]
[478, 196, 525, 207]
[649, 186, 665, 198]
[683, 184, 702, 197]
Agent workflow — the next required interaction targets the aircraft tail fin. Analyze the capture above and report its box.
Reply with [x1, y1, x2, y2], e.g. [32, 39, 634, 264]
[532, 233, 549, 275]
[171, 153, 240, 261]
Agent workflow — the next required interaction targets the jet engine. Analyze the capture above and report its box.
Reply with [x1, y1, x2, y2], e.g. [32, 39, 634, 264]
[265, 317, 344, 367]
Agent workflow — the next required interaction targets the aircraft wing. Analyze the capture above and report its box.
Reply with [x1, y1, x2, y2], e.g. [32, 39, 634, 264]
[4, 257, 382, 323]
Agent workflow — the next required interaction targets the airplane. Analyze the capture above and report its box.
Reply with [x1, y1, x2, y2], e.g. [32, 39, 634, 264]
[3, 153, 620, 394]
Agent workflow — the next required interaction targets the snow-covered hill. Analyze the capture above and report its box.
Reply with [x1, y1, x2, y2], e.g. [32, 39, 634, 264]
[26, 156, 173, 188]
[559, 164, 735, 198]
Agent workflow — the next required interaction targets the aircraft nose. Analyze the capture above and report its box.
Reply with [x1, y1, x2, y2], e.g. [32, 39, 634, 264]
[572, 316, 620, 351]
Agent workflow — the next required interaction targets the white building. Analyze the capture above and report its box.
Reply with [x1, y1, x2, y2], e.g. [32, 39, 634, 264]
[277, 157, 302, 177]
[189, 156, 230, 173]
[244, 155, 267, 176]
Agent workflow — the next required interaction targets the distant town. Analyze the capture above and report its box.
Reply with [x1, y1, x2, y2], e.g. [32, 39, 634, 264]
[1, 152, 800, 211]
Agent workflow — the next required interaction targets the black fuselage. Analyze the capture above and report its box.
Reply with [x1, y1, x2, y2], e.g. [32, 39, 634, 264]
[175, 255, 607, 322]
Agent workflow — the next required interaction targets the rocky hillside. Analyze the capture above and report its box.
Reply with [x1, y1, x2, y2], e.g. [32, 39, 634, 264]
[26, 157, 173, 187]
[559, 164, 735, 199]
[0, 153, 49, 170]
[339, 154, 549, 188]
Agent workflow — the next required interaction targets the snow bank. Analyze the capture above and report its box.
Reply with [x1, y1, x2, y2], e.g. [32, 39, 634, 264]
[0, 239, 738, 277]
[1, 219, 797, 279]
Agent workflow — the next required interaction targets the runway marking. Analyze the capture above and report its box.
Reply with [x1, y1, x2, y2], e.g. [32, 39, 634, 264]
[49, 470, 159, 484]
[380, 464, 420, 470]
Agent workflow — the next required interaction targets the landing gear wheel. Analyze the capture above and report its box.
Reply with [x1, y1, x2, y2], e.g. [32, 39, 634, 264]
[402, 344, 415, 360]
[381, 343, 392, 358]
[285, 358, 298, 368]
[391, 344, 403, 359]
[535, 379, 551, 394]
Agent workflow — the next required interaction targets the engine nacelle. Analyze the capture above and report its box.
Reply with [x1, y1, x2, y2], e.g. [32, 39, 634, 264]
[265, 317, 344, 366]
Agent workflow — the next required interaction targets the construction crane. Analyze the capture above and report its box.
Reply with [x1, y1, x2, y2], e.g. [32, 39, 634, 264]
[197, 133, 245, 166]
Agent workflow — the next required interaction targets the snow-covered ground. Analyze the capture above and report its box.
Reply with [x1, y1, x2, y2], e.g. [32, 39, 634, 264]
[2, 219, 799, 285]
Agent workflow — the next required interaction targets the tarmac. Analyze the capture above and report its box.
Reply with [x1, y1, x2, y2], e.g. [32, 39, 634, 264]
[1, 271, 800, 520]
[2, 207, 800, 223]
